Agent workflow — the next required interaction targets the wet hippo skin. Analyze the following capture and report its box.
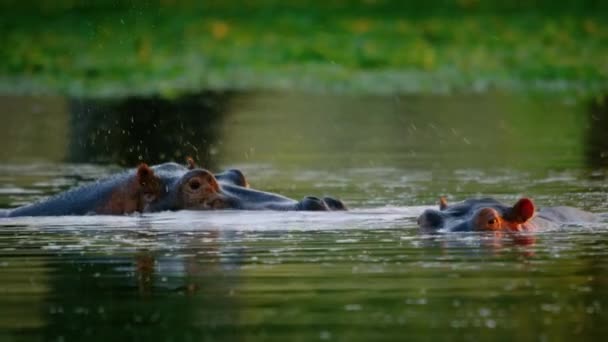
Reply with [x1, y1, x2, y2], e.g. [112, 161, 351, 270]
[2, 161, 346, 217]
[4, 164, 162, 217]
[417, 197, 598, 232]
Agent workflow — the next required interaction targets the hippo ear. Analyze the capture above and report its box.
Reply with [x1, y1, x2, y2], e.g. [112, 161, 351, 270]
[507, 198, 535, 222]
[135, 164, 163, 209]
[137, 163, 153, 182]
[185, 156, 197, 170]
[439, 196, 448, 210]
[137, 164, 160, 190]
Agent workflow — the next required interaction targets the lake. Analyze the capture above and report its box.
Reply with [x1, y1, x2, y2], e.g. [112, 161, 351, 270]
[0, 92, 607, 341]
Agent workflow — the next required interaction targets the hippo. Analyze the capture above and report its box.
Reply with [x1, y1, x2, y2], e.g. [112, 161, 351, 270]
[1, 160, 346, 217]
[145, 161, 346, 212]
[417, 197, 598, 232]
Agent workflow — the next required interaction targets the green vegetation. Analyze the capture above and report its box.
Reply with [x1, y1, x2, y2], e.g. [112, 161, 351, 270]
[1, 0, 607, 97]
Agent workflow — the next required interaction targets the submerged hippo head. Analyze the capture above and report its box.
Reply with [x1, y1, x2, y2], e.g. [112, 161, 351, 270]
[145, 165, 229, 211]
[417, 197, 535, 232]
[146, 161, 346, 212]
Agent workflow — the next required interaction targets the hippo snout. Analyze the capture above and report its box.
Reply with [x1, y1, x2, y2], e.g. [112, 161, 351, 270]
[298, 196, 330, 211]
[417, 209, 444, 230]
[296, 196, 348, 211]
[322, 197, 347, 211]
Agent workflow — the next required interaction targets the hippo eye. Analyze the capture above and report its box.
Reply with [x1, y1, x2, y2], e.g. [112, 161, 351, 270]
[189, 180, 201, 190]
[488, 218, 497, 225]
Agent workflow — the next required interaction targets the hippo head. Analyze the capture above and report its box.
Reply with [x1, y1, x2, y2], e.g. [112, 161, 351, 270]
[145, 166, 234, 212]
[143, 159, 347, 212]
[417, 197, 536, 232]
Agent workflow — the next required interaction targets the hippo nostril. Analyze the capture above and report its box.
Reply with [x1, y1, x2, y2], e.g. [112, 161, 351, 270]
[299, 196, 328, 211]
[418, 210, 444, 229]
[189, 180, 201, 190]
[322, 197, 347, 211]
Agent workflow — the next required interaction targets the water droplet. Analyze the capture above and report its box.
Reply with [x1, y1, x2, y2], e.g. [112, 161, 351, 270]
[344, 304, 362, 311]
[478, 308, 491, 317]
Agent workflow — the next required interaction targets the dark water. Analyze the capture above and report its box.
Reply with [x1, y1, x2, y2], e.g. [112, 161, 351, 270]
[1, 92, 607, 341]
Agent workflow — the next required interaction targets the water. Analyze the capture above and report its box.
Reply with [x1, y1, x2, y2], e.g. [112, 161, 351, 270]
[1, 92, 607, 341]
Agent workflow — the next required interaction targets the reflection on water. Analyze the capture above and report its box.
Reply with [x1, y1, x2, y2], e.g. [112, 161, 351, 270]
[0, 212, 606, 341]
[0, 92, 602, 171]
[0, 92, 607, 341]
[68, 92, 232, 166]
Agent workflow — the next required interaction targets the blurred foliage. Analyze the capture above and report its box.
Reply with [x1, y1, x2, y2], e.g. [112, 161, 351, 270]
[0, 0, 607, 96]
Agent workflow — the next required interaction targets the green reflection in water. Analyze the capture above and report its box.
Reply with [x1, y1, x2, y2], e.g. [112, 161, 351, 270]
[0, 92, 590, 171]
[219, 92, 587, 171]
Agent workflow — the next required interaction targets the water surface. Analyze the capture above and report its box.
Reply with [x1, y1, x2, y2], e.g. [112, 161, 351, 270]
[1, 92, 607, 341]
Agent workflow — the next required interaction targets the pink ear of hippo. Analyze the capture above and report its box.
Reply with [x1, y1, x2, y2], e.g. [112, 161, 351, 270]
[511, 198, 535, 222]
[137, 163, 151, 176]
[439, 196, 448, 210]
[136, 163, 154, 184]
[186, 157, 197, 170]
